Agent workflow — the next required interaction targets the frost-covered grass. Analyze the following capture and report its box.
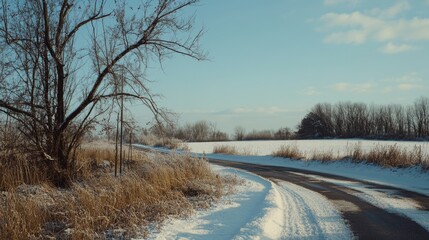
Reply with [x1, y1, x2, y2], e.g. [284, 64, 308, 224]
[0, 145, 233, 239]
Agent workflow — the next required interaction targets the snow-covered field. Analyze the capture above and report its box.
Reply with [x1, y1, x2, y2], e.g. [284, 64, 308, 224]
[185, 139, 429, 158]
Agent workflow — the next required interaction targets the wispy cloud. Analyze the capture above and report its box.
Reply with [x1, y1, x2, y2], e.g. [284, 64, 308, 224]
[397, 83, 419, 90]
[319, 1, 429, 52]
[380, 42, 416, 54]
[228, 107, 288, 115]
[305, 87, 321, 96]
[368, 1, 410, 18]
[324, 0, 359, 6]
[188, 107, 291, 116]
[333, 82, 374, 93]
[382, 72, 425, 92]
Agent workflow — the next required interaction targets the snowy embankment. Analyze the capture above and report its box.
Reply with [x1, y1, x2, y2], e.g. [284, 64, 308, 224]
[183, 140, 429, 196]
[146, 165, 352, 240]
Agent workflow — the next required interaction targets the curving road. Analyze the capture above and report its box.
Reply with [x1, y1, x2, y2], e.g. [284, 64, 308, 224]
[209, 159, 429, 240]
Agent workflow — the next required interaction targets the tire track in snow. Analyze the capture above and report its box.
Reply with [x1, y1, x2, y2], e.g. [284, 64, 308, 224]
[274, 181, 353, 239]
[210, 159, 429, 239]
[299, 173, 429, 232]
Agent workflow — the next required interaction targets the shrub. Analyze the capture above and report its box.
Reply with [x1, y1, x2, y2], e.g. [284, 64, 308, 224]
[272, 145, 304, 160]
[213, 145, 238, 155]
[309, 150, 337, 162]
[349, 144, 429, 168]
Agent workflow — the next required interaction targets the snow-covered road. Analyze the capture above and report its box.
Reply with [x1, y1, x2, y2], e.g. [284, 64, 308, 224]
[274, 181, 352, 239]
[147, 165, 353, 240]
[210, 159, 429, 239]
[135, 145, 429, 239]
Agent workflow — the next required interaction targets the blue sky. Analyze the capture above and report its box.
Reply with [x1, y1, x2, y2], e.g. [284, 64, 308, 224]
[131, 0, 429, 133]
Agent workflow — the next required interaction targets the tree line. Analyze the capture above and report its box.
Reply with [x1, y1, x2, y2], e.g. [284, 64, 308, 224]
[297, 97, 429, 140]
[144, 120, 294, 142]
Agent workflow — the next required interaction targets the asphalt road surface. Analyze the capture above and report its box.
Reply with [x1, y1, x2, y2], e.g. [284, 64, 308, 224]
[209, 159, 429, 240]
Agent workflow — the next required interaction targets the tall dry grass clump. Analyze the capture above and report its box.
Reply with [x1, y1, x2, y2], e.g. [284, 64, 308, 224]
[140, 135, 186, 150]
[348, 144, 429, 168]
[309, 150, 337, 162]
[212, 145, 256, 156]
[272, 143, 429, 170]
[0, 145, 234, 239]
[272, 145, 304, 160]
[213, 145, 238, 155]
[0, 126, 49, 190]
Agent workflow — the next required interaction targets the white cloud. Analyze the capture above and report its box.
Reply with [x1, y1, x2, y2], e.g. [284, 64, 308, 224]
[230, 107, 287, 115]
[368, 1, 410, 19]
[324, 29, 368, 44]
[381, 42, 415, 54]
[333, 82, 374, 93]
[305, 87, 320, 96]
[382, 72, 426, 92]
[187, 107, 288, 115]
[324, 0, 359, 6]
[397, 83, 419, 90]
[319, 2, 429, 52]
[331, 73, 427, 94]
[386, 72, 422, 83]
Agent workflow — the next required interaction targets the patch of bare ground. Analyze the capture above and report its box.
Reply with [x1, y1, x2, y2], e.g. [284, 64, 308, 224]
[0, 144, 236, 239]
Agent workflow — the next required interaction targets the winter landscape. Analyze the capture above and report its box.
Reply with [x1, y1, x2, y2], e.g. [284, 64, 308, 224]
[139, 140, 429, 239]
[1, 0, 429, 239]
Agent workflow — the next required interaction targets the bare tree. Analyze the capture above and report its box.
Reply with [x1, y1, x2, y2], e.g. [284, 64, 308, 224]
[0, 0, 204, 186]
[233, 126, 246, 141]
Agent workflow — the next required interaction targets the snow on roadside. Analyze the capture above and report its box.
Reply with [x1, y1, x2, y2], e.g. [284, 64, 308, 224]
[145, 165, 283, 240]
[202, 153, 429, 197]
[301, 174, 429, 231]
[276, 181, 353, 239]
[145, 165, 352, 240]
[133, 143, 429, 196]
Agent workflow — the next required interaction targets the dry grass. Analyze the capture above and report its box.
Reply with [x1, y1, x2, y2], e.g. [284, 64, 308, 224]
[140, 135, 188, 150]
[213, 145, 238, 155]
[309, 150, 337, 162]
[0, 153, 49, 191]
[212, 145, 256, 156]
[347, 144, 429, 168]
[0, 146, 234, 239]
[272, 145, 305, 160]
[272, 143, 429, 170]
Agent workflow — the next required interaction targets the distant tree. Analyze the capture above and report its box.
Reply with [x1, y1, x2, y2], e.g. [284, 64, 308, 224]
[244, 129, 273, 140]
[297, 112, 327, 138]
[299, 97, 429, 140]
[274, 127, 293, 140]
[413, 97, 429, 138]
[234, 126, 246, 141]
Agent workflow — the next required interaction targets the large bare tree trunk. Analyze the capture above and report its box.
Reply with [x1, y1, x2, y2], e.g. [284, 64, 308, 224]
[0, 0, 205, 187]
